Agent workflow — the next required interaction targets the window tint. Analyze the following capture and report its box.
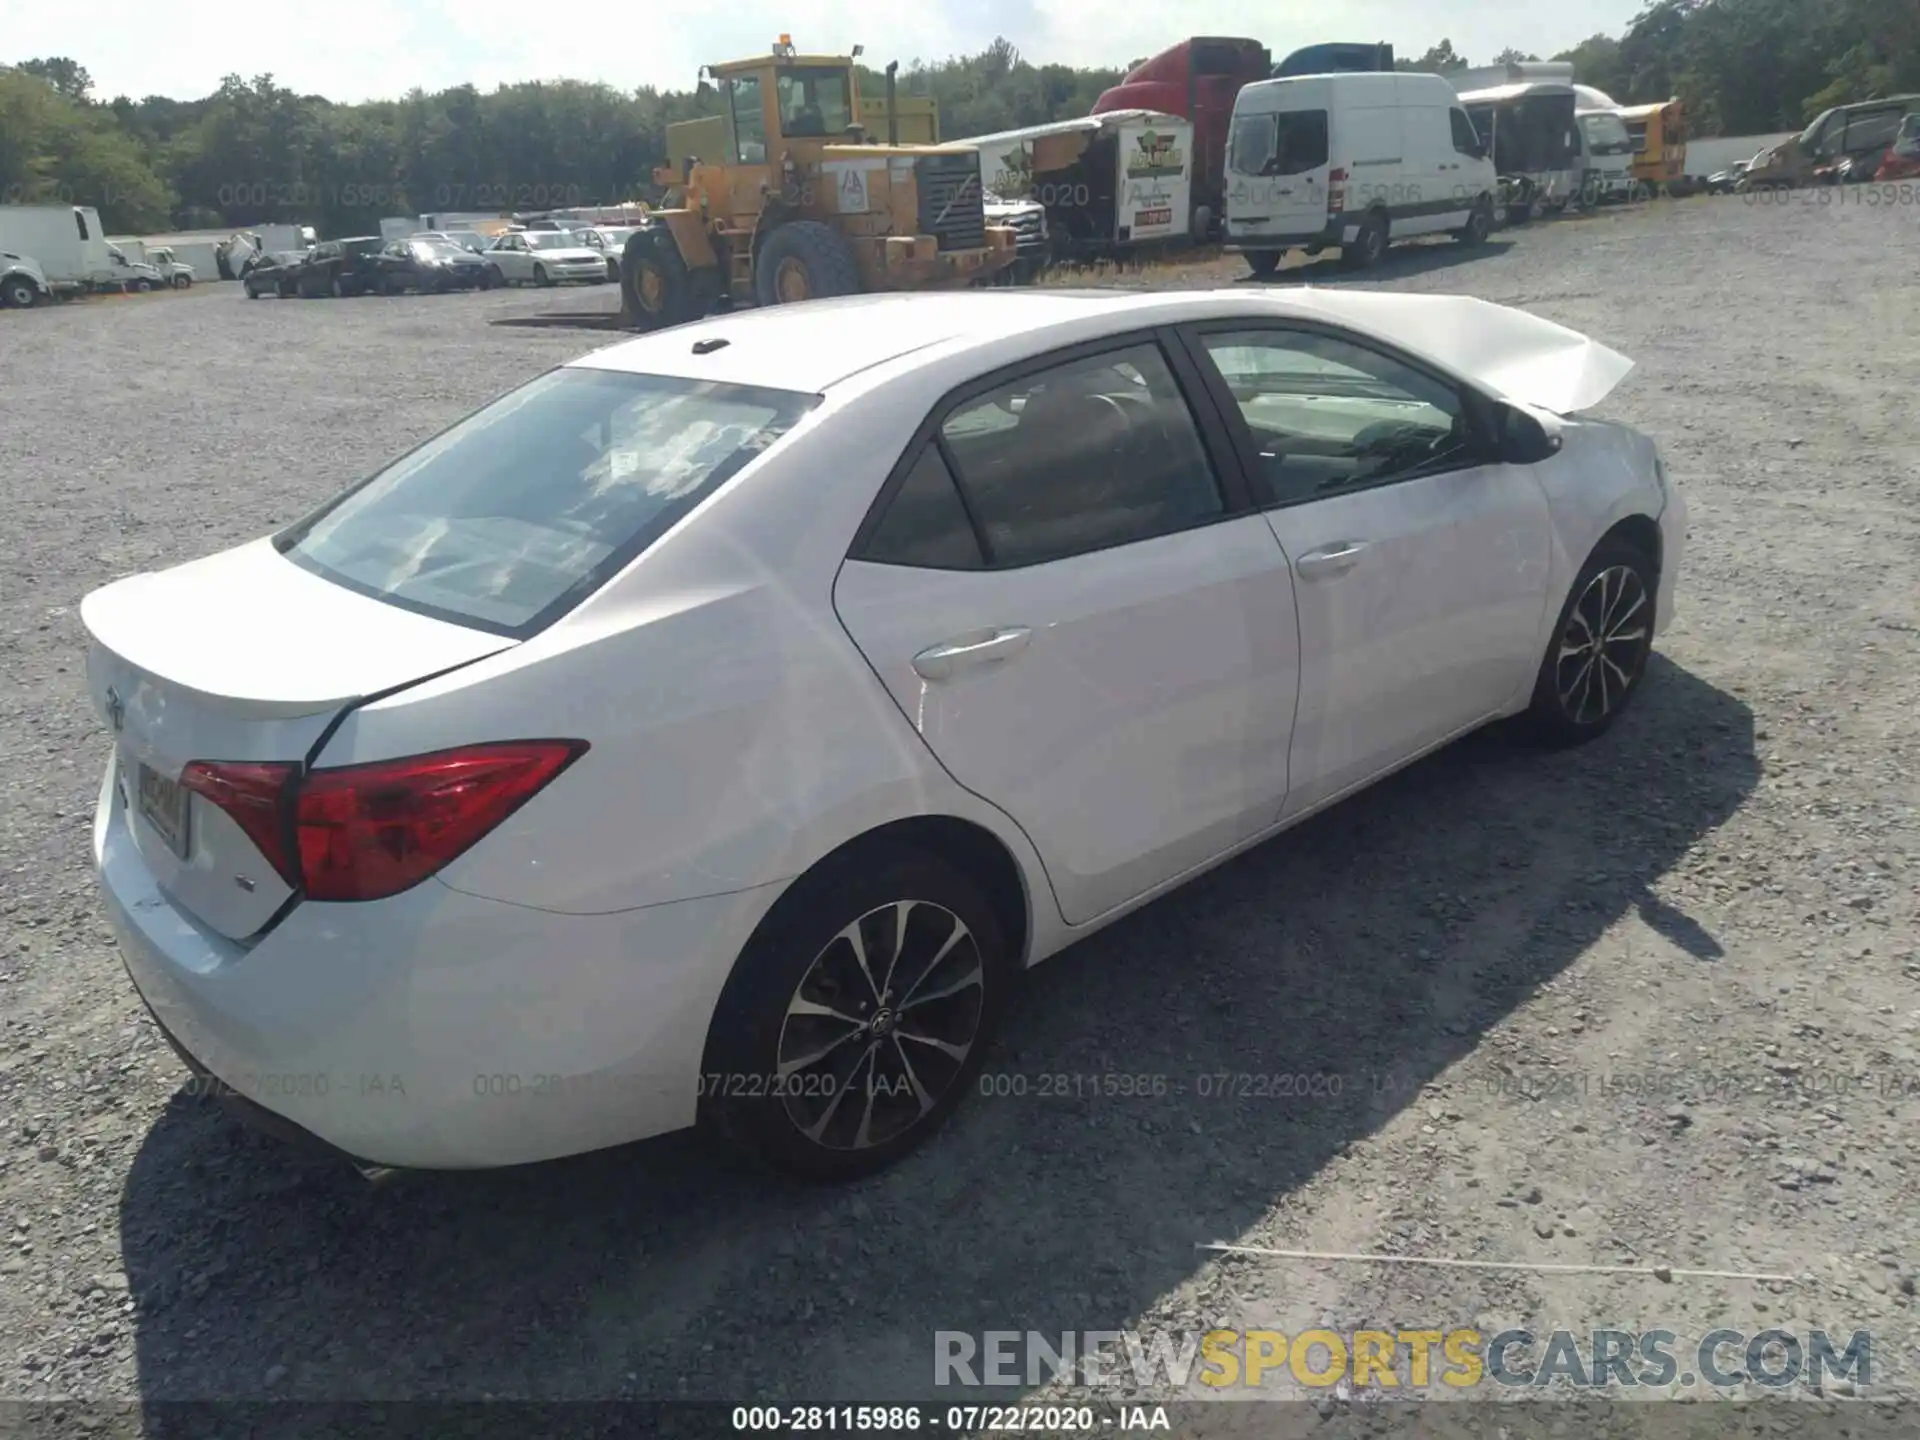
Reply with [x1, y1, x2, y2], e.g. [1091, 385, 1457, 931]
[936, 343, 1224, 568]
[277, 369, 818, 636]
[1199, 329, 1475, 505]
[1450, 108, 1482, 156]
[859, 446, 984, 570]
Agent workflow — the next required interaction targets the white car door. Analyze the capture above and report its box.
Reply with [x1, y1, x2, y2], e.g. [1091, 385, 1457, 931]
[1180, 323, 1553, 820]
[832, 334, 1301, 927]
[490, 236, 527, 281]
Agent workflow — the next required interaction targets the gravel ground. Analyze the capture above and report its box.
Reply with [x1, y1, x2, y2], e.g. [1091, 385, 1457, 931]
[1, 194, 1917, 1435]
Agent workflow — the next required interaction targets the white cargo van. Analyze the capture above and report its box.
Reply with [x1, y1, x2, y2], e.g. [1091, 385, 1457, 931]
[1224, 71, 1496, 276]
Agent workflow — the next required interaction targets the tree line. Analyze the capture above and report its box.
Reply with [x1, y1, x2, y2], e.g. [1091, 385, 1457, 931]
[3, 0, 1914, 236]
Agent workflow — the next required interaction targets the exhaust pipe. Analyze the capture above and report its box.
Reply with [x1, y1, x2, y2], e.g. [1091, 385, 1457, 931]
[886, 61, 899, 146]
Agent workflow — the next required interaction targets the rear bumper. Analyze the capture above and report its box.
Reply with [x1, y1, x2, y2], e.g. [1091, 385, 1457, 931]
[93, 752, 782, 1169]
[1226, 217, 1345, 253]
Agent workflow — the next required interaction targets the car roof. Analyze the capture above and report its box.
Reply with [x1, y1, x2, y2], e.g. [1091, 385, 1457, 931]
[568, 291, 1228, 391]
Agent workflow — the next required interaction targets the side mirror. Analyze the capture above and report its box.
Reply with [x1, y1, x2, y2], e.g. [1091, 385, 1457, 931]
[1495, 402, 1562, 464]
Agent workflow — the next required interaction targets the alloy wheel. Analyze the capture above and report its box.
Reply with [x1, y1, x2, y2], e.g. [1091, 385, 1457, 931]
[775, 899, 985, 1152]
[1554, 564, 1651, 726]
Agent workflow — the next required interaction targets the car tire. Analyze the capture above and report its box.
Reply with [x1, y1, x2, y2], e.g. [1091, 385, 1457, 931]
[127, 278, 150, 293]
[328, 273, 343, 298]
[2, 275, 41, 308]
[1244, 250, 1282, 278]
[246, 283, 260, 299]
[1523, 535, 1659, 748]
[701, 846, 1013, 1182]
[172, 274, 191, 289]
[1456, 197, 1494, 246]
[533, 263, 550, 287]
[752, 220, 861, 307]
[1341, 209, 1389, 270]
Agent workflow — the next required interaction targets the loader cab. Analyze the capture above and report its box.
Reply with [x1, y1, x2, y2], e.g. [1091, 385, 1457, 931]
[708, 40, 863, 164]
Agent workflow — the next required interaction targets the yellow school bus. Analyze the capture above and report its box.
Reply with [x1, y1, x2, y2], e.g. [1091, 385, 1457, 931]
[1620, 99, 1686, 191]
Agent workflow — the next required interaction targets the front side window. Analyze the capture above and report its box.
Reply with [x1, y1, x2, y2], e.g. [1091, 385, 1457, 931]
[776, 67, 853, 138]
[1198, 329, 1475, 504]
[932, 343, 1224, 569]
[277, 369, 818, 635]
[728, 76, 767, 162]
[1451, 108, 1483, 156]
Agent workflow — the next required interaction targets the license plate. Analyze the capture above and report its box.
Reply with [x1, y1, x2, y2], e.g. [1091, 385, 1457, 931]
[137, 763, 190, 859]
[1135, 208, 1173, 228]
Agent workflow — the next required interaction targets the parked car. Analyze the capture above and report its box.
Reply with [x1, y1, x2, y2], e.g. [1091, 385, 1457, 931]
[434, 230, 491, 255]
[574, 226, 640, 280]
[82, 288, 1684, 1180]
[1875, 113, 1920, 181]
[297, 237, 386, 297]
[243, 251, 310, 299]
[1, 250, 52, 308]
[374, 236, 496, 293]
[485, 230, 608, 286]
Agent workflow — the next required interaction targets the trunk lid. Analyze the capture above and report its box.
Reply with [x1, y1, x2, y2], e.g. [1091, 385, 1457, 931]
[82, 537, 514, 939]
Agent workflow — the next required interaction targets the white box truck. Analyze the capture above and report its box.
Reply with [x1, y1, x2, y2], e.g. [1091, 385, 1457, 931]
[0, 205, 115, 295]
[965, 110, 1197, 258]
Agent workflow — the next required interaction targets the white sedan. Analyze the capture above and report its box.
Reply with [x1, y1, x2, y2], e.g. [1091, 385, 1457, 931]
[84, 289, 1684, 1181]
[484, 230, 608, 286]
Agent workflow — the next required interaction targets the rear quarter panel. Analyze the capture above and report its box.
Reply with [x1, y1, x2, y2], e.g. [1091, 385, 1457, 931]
[309, 377, 1053, 927]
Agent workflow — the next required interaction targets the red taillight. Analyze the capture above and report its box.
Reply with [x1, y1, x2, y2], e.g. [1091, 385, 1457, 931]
[1328, 166, 1349, 214]
[180, 761, 300, 886]
[182, 741, 586, 904]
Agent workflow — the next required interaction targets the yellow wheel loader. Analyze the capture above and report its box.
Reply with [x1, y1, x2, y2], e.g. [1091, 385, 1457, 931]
[620, 36, 1019, 329]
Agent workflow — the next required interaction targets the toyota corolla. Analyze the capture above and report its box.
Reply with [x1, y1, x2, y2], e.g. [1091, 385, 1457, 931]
[85, 289, 1685, 1181]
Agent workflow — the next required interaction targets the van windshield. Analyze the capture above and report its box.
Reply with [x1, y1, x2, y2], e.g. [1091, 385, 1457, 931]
[276, 368, 818, 636]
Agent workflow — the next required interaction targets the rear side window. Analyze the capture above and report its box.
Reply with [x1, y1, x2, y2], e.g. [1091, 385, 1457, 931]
[277, 368, 818, 636]
[859, 447, 984, 570]
[932, 342, 1224, 569]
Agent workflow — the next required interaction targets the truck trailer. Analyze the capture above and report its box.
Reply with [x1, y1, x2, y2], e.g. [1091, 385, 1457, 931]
[967, 109, 1197, 257]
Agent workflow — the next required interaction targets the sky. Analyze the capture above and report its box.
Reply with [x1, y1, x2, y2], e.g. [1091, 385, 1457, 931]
[11, 0, 1648, 104]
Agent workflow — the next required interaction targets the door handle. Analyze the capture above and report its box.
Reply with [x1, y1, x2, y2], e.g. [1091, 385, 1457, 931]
[1295, 541, 1370, 577]
[912, 626, 1032, 681]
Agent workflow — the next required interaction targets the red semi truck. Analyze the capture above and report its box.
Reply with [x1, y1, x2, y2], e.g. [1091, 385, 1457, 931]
[1092, 38, 1271, 239]
[1093, 39, 1395, 239]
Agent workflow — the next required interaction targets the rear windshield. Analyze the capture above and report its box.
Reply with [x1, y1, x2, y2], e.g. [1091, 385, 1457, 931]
[276, 368, 818, 636]
[1229, 109, 1328, 176]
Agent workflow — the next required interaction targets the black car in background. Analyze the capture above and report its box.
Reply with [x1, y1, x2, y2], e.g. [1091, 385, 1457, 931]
[374, 236, 495, 293]
[242, 251, 311, 299]
[296, 237, 385, 297]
